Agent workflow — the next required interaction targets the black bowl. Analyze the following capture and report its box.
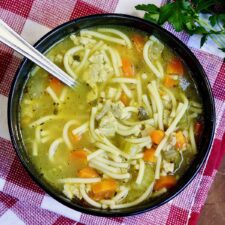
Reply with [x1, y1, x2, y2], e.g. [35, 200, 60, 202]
[8, 14, 215, 217]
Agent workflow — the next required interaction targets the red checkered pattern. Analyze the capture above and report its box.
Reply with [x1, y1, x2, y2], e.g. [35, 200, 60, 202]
[0, 1, 225, 225]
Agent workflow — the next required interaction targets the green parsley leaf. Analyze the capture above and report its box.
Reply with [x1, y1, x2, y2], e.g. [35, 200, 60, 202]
[135, 0, 225, 51]
[200, 35, 208, 47]
[135, 4, 159, 13]
[219, 48, 225, 52]
[195, 0, 218, 12]
[209, 15, 217, 27]
[144, 13, 159, 24]
[158, 3, 174, 25]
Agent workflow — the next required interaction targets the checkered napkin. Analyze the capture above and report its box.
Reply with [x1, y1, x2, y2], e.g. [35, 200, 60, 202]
[0, 0, 225, 224]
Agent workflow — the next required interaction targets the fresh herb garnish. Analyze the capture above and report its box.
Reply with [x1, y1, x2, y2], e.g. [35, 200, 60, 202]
[135, 0, 225, 50]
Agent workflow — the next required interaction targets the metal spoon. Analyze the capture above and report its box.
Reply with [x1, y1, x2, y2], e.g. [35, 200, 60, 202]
[0, 19, 76, 88]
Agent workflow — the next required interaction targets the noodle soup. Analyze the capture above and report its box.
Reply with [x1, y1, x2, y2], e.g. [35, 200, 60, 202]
[20, 27, 203, 209]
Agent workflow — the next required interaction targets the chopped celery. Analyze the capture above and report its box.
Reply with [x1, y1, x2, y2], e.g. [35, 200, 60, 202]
[123, 142, 140, 156]
[178, 111, 189, 130]
[125, 164, 154, 202]
[149, 36, 164, 60]
[86, 86, 98, 102]
[162, 149, 180, 164]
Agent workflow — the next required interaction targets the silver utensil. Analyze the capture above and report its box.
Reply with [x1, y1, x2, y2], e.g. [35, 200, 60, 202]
[0, 19, 76, 88]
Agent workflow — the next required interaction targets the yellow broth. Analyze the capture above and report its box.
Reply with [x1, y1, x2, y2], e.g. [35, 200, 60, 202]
[20, 26, 203, 209]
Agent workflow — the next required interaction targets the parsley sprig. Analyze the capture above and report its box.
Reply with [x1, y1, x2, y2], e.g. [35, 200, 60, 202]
[135, 0, 225, 52]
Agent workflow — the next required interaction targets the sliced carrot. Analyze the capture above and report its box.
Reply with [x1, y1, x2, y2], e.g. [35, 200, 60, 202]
[91, 179, 118, 200]
[154, 175, 177, 191]
[150, 130, 165, 145]
[175, 131, 186, 150]
[166, 58, 184, 76]
[120, 92, 129, 106]
[49, 77, 64, 95]
[164, 75, 178, 88]
[122, 58, 134, 77]
[143, 148, 157, 163]
[70, 150, 87, 163]
[132, 34, 145, 53]
[194, 122, 203, 136]
[78, 167, 99, 178]
[69, 129, 82, 145]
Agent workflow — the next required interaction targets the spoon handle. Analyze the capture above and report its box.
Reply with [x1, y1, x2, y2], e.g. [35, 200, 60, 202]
[0, 20, 76, 88]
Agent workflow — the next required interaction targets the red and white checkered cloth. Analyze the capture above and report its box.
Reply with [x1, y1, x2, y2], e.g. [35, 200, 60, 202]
[0, 0, 225, 224]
